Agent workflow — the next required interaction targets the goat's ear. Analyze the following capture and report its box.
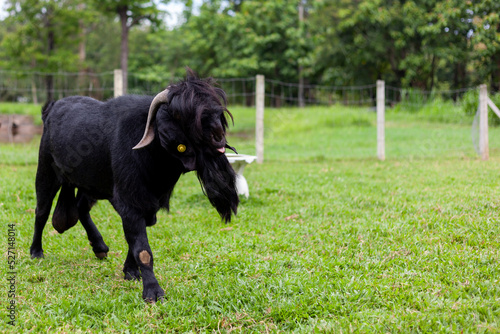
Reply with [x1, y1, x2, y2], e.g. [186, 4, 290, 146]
[133, 89, 170, 150]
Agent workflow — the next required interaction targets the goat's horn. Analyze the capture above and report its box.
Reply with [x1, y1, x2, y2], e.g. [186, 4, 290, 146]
[132, 88, 170, 150]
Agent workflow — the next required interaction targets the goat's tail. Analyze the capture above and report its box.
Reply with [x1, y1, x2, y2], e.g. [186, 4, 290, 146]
[41, 101, 55, 122]
[52, 183, 79, 234]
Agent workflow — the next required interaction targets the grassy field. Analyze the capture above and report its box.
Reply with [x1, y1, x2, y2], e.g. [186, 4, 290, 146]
[0, 103, 43, 125]
[1, 103, 500, 332]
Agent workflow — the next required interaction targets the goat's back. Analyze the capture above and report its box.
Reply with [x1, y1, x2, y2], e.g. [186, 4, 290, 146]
[40, 95, 154, 199]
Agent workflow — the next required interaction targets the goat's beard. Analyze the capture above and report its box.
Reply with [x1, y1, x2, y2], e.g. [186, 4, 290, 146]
[196, 152, 239, 223]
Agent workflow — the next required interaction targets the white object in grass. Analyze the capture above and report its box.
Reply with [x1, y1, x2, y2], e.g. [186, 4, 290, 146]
[225, 154, 257, 198]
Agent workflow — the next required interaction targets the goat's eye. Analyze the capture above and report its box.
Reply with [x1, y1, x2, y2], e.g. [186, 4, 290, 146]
[177, 144, 186, 153]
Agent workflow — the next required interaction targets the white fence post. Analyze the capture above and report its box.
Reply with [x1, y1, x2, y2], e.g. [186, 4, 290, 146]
[377, 80, 385, 161]
[479, 84, 489, 160]
[256, 75, 265, 164]
[114, 69, 124, 97]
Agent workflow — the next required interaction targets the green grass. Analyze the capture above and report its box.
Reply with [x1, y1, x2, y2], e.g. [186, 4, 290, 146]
[1, 104, 500, 332]
[0, 103, 42, 125]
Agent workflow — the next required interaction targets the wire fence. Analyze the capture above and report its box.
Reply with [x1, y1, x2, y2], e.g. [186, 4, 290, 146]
[0, 70, 115, 103]
[385, 86, 475, 109]
[0, 69, 477, 109]
[3, 70, 500, 160]
[265, 80, 377, 107]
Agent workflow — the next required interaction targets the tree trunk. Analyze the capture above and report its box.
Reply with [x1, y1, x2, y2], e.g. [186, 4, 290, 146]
[493, 54, 500, 92]
[429, 55, 436, 91]
[118, 6, 129, 94]
[78, 4, 87, 95]
[298, 0, 305, 107]
[31, 79, 38, 105]
[46, 12, 55, 101]
[298, 68, 304, 107]
[453, 61, 464, 91]
[388, 48, 405, 86]
[78, 3, 86, 66]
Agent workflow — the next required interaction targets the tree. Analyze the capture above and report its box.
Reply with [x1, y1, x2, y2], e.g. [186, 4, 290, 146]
[179, 1, 314, 80]
[429, 1, 481, 89]
[469, 0, 500, 91]
[1, 0, 82, 100]
[3, 0, 500, 100]
[308, 0, 480, 89]
[92, 0, 167, 94]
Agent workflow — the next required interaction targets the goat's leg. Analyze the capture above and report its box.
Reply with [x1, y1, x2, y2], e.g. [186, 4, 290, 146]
[123, 248, 141, 280]
[76, 191, 109, 259]
[30, 161, 61, 259]
[120, 212, 164, 303]
[123, 212, 157, 279]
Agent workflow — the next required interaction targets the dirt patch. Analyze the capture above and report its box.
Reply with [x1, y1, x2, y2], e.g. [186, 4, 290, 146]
[228, 129, 254, 139]
[0, 115, 43, 143]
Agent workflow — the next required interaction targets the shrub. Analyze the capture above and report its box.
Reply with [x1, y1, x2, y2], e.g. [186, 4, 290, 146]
[461, 89, 500, 126]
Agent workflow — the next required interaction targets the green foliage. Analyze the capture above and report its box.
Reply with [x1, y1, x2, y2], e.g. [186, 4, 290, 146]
[0, 102, 40, 117]
[174, 0, 312, 81]
[2, 105, 500, 331]
[391, 97, 466, 125]
[1, 0, 500, 93]
[85, 19, 121, 73]
[468, 1, 500, 90]
[461, 89, 500, 126]
[309, 0, 476, 88]
[91, 0, 166, 33]
[392, 88, 432, 113]
[0, 0, 86, 72]
[462, 89, 480, 117]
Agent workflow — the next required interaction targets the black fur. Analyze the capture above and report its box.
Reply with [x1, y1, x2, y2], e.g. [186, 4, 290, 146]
[30, 69, 239, 302]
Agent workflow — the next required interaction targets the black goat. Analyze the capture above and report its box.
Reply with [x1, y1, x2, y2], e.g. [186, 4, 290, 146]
[30, 69, 239, 302]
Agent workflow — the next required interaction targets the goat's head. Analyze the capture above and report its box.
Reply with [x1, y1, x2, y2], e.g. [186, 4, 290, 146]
[133, 69, 239, 222]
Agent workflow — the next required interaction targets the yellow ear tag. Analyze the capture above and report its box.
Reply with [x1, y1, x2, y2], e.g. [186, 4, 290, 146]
[177, 144, 186, 153]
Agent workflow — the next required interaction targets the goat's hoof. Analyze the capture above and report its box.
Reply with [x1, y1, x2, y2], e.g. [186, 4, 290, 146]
[30, 250, 44, 259]
[91, 242, 109, 259]
[95, 252, 108, 259]
[143, 286, 165, 303]
[124, 269, 141, 280]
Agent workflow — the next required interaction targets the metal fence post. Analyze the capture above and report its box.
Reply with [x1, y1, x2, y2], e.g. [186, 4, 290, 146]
[256, 75, 265, 163]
